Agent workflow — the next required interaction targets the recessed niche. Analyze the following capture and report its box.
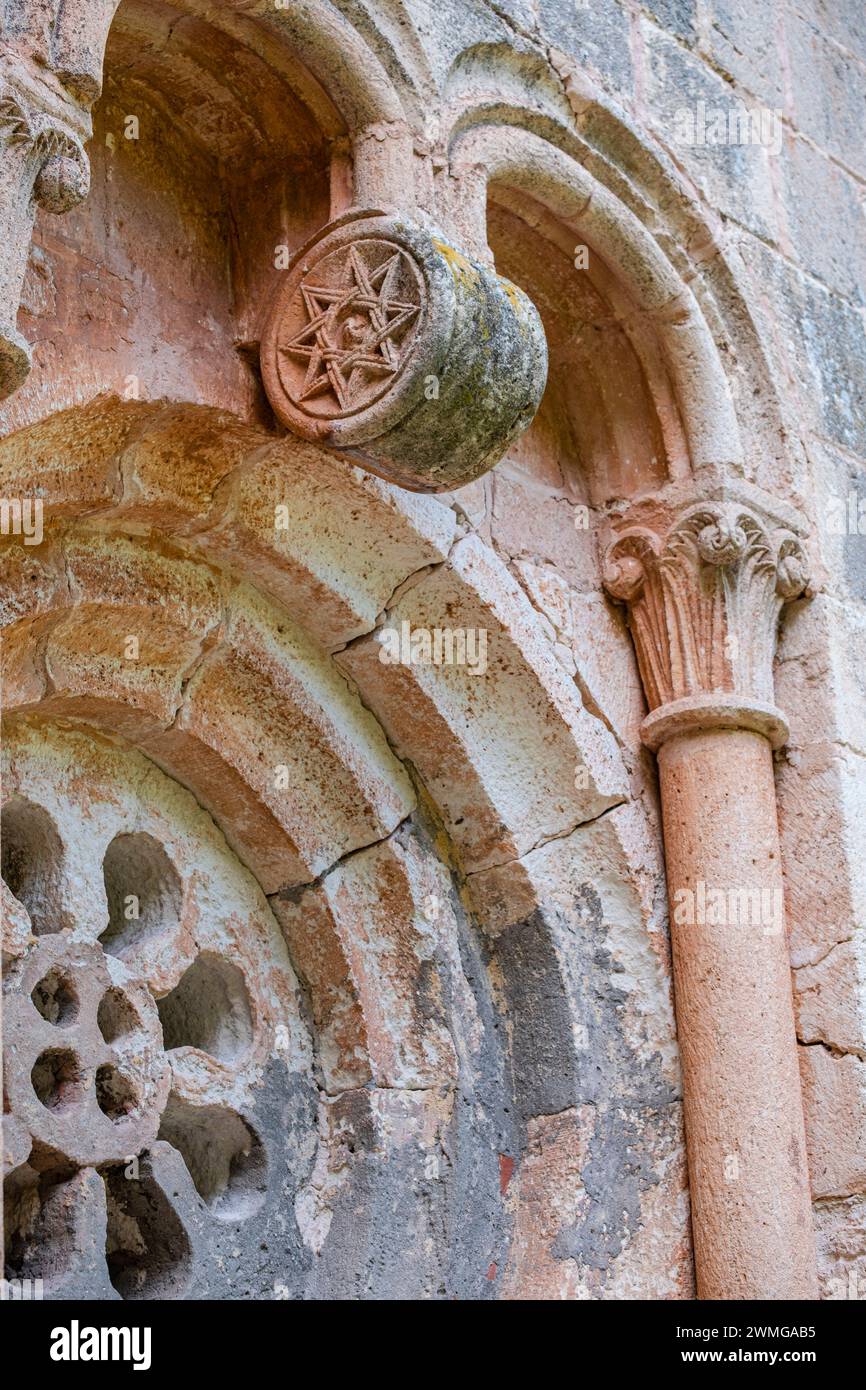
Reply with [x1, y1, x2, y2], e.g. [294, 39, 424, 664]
[31, 1048, 84, 1111]
[104, 1167, 192, 1300]
[100, 832, 181, 957]
[31, 968, 79, 1026]
[159, 1097, 267, 1221]
[157, 952, 253, 1062]
[97, 987, 139, 1045]
[1, 798, 67, 935]
[95, 1064, 137, 1122]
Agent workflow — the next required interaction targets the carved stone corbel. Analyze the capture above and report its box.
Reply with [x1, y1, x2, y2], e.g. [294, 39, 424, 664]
[259, 208, 548, 492]
[603, 483, 818, 1301]
[0, 0, 121, 399]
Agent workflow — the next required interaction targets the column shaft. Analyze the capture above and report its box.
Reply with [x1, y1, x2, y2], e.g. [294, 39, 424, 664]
[658, 726, 817, 1299]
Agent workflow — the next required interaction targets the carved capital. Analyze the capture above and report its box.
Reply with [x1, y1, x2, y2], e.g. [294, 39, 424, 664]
[0, 91, 90, 209]
[0, 1, 122, 400]
[603, 490, 811, 750]
[260, 208, 548, 492]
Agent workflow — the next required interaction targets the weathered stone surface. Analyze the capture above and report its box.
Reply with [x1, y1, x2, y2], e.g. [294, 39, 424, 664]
[0, 395, 459, 648]
[193, 432, 457, 647]
[0, 394, 153, 509]
[261, 209, 548, 492]
[501, 1102, 692, 1299]
[775, 587, 866, 1221]
[165, 583, 415, 891]
[274, 831, 459, 1093]
[816, 1194, 866, 1300]
[112, 404, 271, 530]
[1, 877, 32, 964]
[795, 941, 866, 1060]
[467, 805, 690, 1296]
[5, 1166, 119, 1300]
[784, 9, 866, 179]
[642, 20, 778, 243]
[338, 533, 627, 872]
[701, 0, 784, 105]
[1, 0, 864, 1305]
[799, 1046, 866, 1199]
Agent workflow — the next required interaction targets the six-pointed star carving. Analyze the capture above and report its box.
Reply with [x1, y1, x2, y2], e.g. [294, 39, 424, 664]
[280, 244, 420, 410]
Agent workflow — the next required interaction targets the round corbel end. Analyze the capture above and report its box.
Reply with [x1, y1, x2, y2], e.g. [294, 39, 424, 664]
[260, 209, 548, 492]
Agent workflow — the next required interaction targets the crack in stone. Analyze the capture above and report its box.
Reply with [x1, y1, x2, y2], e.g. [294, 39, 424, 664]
[267, 811, 414, 907]
[798, 1036, 866, 1064]
[465, 796, 629, 878]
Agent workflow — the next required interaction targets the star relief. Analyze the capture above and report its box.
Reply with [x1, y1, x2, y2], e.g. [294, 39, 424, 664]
[280, 244, 421, 411]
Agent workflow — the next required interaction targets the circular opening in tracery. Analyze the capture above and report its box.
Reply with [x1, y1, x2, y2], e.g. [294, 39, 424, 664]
[1, 797, 67, 935]
[31, 968, 79, 1026]
[157, 952, 253, 1062]
[97, 987, 140, 1044]
[31, 1048, 84, 1110]
[95, 1064, 137, 1122]
[100, 832, 181, 957]
[158, 1097, 267, 1221]
[104, 1164, 192, 1300]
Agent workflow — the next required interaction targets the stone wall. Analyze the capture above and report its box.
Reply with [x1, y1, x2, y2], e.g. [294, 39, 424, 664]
[1, 0, 864, 1300]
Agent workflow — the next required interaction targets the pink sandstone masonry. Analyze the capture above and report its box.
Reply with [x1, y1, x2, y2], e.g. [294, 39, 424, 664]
[0, 0, 864, 1308]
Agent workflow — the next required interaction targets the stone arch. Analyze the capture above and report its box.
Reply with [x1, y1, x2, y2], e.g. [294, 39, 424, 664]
[6, 0, 418, 432]
[104, 0, 417, 210]
[446, 126, 738, 491]
[439, 42, 803, 499]
[0, 381, 682, 1295]
[0, 396, 626, 872]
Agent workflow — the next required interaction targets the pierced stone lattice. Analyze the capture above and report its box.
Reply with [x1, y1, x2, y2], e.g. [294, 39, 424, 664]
[2, 724, 311, 1300]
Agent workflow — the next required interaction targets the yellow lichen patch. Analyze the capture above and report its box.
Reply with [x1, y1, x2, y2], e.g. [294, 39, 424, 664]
[497, 277, 525, 314]
[432, 236, 481, 290]
[497, 275, 536, 339]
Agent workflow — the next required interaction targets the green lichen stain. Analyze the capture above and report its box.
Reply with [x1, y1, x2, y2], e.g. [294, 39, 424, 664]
[432, 236, 480, 290]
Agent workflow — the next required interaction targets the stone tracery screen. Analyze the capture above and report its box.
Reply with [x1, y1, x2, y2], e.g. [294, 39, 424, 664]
[2, 723, 314, 1300]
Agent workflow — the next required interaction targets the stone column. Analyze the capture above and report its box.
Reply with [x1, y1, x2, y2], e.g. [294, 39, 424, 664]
[603, 484, 818, 1300]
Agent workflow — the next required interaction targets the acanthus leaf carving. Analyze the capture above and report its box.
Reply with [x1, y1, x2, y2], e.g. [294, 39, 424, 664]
[603, 499, 811, 718]
[0, 93, 35, 146]
[0, 92, 90, 211]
